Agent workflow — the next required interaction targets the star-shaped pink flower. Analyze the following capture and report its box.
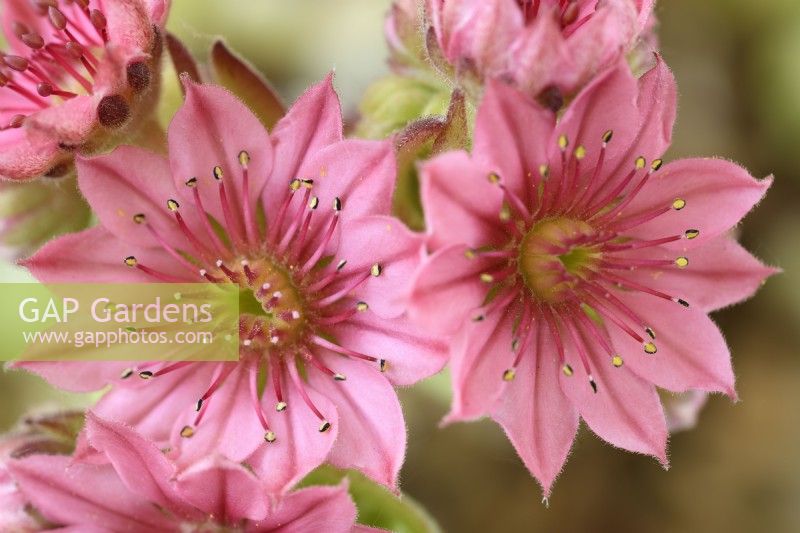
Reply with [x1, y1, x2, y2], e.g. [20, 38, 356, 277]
[0, 0, 169, 180]
[18, 75, 448, 493]
[8, 412, 366, 532]
[409, 58, 776, 496]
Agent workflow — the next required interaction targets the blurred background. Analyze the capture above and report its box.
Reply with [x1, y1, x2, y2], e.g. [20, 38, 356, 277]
[2, 0, 799, 531]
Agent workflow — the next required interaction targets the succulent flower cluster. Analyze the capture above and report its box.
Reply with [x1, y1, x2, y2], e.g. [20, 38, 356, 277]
[0, 0, 775, 530]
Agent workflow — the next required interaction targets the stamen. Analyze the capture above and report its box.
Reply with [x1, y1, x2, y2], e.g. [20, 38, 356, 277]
[214, 165, 245, 251]
[311, 335, 382, 367]
[300, 209, 340, 274]
[238, 151, 260, 246]
[248, 360, 274, 443]
[286, 357, 329, 428]
[186, 178, 230, 257]
[123, 256, 186, 282]
[271, 357, 287, 412]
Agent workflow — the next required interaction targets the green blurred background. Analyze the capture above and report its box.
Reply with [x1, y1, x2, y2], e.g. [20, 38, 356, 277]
[2, 0, 799, 531]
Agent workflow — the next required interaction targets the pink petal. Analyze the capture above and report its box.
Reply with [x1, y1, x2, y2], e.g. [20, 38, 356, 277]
[445, 305, 516, 422]
[473, 80, 556, 207]
[21, 226, 190, 283]
[608, 292, 737, 398]
[663, 390, 708, 432]
[8, 455, 175, 531]
[558, 323, 668, 463]
[334, 215, 425, 319]
[85, 412, 196, 518]
[104, 0, 156, 52]
[25, 95, 97, 146]
[511, 12, 576, 97]
[307, 351, 406, 490]
[408, 244, 496, 335]
[0, 128, 62, 181]
[616, 158, 772, 247]
[10, 361, 126, 393]
[176, 456, 268, 522]
[265, 74, 343, 218]
[94, 363, 214, 445]
[420, 151, 505, 250]
[334, 311, 448, 387]
[143, 0, 171, 26]
[600, 56, 676, 186]
[168, 78, 273, 243]
[551, 60, 639, 182]
[77, 147, 188, 249]
[249, 482, 356, 533]
[491, 319, 579, 497]
[171, 364, 265, 465]
[620, 235, 778, 312]
[246, 370, 339, 495]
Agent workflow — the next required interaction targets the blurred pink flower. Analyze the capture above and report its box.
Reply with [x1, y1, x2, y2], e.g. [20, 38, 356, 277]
[663, 390, 708, 432]
[423, 0, 653, 104]
[18, 76, 447, 493]
[8, 412, 363, 532]
[0, 0, 169, 180]
[409, 59, 776, 496]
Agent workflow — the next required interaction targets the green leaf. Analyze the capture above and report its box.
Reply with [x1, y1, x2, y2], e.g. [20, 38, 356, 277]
[210, 40, 285, 130]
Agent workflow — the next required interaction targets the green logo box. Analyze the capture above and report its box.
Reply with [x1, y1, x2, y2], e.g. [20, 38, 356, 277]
[1, 284, 240, 362]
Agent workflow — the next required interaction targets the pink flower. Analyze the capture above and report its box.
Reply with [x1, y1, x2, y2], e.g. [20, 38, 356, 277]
[424, 0, 653, 103]
[8, 412, 364, 532]
[18, 76, 448, 493]
[0, 0, 169, 180]
[408, 59, 776, 496]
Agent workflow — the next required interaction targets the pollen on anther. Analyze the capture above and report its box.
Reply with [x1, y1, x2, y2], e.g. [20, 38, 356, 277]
[185, 177, 198, 188]
[487, 172, 501, 184]
[276, 401, 287, 412]
[356, 301, 369, 312]
[138, 371, 154, 380]
[539, 164, 550, 178]
[602, 129, 614, 144]
[635, 156, 647, 170]
[562, 364, 574, 377]
[611, 355, 624, 367]
[675, 256, 689, 268]
[370, 263, 382, 277]
[289, 178, 302, 191]
[503, 368, 516, 381]
[180, 426, 195, 438]
[264, 431, 276, 443]
[685, 229, 700, 240]
[644, 342, 658, 354]
[479, 273, 494, 284]
[464, 249, 476, 260]
[651, 159, 664, 171]
[167, 199, 180, 212]
[124, 256, 137, 267]
[309, 196, 319, 209]
[238, 150, 250, 166]
[213, 166, 224, 181]
[672, 198, 686, 210]
[574, 145, 587, 160]
[319, 421, 332, 433]
[132, 213, 146, 224]
[558, 134, 569, 151]
[120, 368, 134, 379]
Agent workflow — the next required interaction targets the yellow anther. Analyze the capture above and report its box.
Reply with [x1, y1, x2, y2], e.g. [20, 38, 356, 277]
[356, 301, 369, 312]
[212, 165, 224, 181]
[319, 421, 332, 433]
[309, 196, 319, 209]
[558, 134, 569, 151]
[124, 256, 137, 267]
[644, 342, 658, 354]
[672, 198, 686, 210]
[464, 249, 477, 260]
[180, 426, 195, 438]
[167, 199, 180, 212]
[650, 159, 663, 171]
[276, 401, 287, 412]
[488, 172, 501, 184]
[685, 229, 699, 240]
[503, 369, 516, 381]
[562, 364, 574, 377]
[635, 156, 647, 170]
[185, 177, 198, 188]
[289, 179, 302, 191]
[611, 355, 624, 367]
[132, 213, 146, 224]
[602, 129, 614, 144]
[370, 263, 382, 277]
[574, 145, 587, 160]
[238, 150, 250, 166]
[499, 205, 511, 222]
[479, 273, 494, 283]
[675, 256, 689, 268]
[264, 431, 276, 443]
[539, 164, 550, 178]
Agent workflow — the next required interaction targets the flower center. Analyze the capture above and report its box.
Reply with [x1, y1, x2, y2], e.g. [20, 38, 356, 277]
[518, 217, 599, 303]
